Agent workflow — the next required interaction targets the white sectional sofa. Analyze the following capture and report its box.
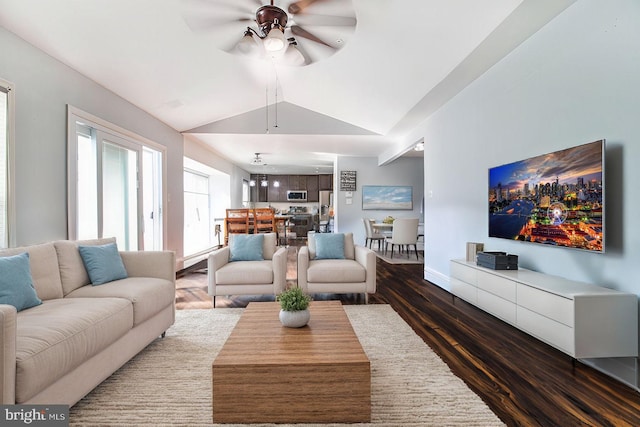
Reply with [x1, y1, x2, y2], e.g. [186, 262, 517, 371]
[0, 237, 175, 406]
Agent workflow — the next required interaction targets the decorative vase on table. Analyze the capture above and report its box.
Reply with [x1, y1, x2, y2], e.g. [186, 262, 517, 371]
[279, 308, 311, 328]
[276, 287, 312, 328]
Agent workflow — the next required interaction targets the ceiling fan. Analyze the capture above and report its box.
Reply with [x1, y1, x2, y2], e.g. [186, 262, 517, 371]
[182, 0, 357, 66]
[251, 153, 266, 165]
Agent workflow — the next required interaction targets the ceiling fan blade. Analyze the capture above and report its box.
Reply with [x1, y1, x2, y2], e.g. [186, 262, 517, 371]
[183, 15, 254, 34]
[181, 0, 255, 16]
[290, 14, 356, 27]
[290, 25, 333, 48]
[288, 0, 322, 15]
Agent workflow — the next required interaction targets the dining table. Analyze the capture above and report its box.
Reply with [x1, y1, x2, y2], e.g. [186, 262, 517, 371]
[371, 223, 393, 233]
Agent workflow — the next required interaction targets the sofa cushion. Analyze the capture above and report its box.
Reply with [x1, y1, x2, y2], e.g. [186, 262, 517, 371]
[65, 277, 175, 326]
[78, 242, 128, 285]
[0, 242, 63, 301]
[308, 232, 355, 260]
[229, 234, 264, 261]
[306, 259, 366, 283]
[215, 260, 274, 285]
[54, 237, 116, 295]
[0, 252, 42, 311]
[15, 297, 133, 403]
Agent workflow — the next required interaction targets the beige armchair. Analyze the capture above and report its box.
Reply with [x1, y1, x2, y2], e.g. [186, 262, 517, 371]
[297, 232, 376, 303]
[208, 233, 287, 307]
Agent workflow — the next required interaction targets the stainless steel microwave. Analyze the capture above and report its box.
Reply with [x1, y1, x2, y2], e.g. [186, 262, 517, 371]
[287, 190, 307, 201]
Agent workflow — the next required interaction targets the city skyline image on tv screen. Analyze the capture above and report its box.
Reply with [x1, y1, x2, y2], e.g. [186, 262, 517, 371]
[488, 140, 604, 252]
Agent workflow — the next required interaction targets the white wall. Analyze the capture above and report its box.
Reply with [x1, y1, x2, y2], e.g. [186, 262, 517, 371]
[0, 27, 185, 259]
[183, 135, 249, 210]
[334, 156, 424, 246]
[406, 0, 640, 388]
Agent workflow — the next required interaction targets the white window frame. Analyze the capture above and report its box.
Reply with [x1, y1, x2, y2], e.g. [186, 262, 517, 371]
[67, 105, 167, 249]
[0, 78, 15, 249]
[183, 157, 229, 262]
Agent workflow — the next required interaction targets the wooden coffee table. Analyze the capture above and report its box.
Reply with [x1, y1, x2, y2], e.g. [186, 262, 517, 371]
[212, 300, 371, 424]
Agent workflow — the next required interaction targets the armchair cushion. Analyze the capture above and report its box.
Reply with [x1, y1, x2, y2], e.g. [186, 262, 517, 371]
[229, 234, 264, 262]
[315, 233, 345, 259]
[215, 260, 274, 285]
[306, 259, 366, 283]
[0, 252, 43, 311]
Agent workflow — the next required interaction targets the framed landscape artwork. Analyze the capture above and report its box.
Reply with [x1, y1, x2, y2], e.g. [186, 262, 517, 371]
[362, 186, 413, 210]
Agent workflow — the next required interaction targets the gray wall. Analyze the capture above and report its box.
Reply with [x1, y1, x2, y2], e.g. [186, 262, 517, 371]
[334, 156, 424, 246]
[0, 27, 185, 259]
[405, 0, 640, 388]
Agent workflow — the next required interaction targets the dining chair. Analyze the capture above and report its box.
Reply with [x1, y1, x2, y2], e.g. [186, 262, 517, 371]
[224, 208, 250, 246]
[253, 208, 276, 233]
[362, 218, 385, 251]
[385, 218, 420, 259]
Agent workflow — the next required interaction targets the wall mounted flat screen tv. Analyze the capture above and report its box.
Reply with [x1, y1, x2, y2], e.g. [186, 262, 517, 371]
[488, 140, 604, 253]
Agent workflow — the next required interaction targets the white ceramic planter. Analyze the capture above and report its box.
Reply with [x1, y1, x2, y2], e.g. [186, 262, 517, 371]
[279, 309, 310, 328]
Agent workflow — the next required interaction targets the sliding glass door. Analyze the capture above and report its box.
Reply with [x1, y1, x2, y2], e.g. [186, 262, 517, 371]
[69, 108, 164, 251]
[101, 137, 139, 250]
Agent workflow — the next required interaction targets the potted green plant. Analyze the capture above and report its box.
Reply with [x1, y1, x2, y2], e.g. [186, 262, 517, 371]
[276, 287, 312, 328]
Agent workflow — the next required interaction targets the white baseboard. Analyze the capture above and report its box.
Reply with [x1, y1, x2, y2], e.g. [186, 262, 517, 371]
[424, 266, 450, 292]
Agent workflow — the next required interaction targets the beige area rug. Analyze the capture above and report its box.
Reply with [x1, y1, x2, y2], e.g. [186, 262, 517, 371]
[69, 305, 503, 426]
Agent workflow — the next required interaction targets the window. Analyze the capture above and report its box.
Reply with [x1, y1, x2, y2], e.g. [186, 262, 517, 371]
[68, 106, 165, 250]
[183, 157, 230, 260]
[0, 79, 14, 249]
[184, 169, 210, 255]
[242, 179, 250, 206]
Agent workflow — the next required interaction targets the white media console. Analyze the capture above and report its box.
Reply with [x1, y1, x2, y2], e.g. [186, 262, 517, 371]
[450, 259, 638, 359]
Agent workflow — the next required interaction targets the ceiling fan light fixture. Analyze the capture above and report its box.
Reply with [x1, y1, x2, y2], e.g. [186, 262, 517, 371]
[283, 39, 306, 66]
[237, 28, 262, 55]
[263, 23, 286, 52]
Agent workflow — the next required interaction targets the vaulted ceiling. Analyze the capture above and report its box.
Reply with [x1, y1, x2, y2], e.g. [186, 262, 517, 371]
[0, 0, 574, 173]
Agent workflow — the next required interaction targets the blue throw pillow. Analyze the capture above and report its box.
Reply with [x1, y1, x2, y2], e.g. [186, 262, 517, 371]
[78, 242, 128, 285]
[0, 252, 43, 311]
[315, 233, 345, 259]
[229, 234, 264, 261]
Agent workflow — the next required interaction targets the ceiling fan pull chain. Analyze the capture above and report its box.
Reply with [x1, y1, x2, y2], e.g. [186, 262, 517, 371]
[274, 69, 279, 129]
[265, 85, 269, 134]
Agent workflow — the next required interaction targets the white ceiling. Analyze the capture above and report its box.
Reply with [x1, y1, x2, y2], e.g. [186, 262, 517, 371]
[0, 0, 574, 174]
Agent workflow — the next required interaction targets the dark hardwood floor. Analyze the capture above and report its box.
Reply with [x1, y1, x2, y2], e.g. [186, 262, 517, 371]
[175, 247, 640, 426]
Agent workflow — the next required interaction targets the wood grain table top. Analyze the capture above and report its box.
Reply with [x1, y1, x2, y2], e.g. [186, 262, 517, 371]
[214, 300, 369, 367]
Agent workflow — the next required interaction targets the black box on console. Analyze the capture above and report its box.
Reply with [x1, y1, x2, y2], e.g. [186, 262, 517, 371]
[476, 251, 518, 270]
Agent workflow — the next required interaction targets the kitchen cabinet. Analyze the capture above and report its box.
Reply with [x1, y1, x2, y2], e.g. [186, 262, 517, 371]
[250, 174, 332, 202]
[319, 174, 333, 190]
[288, 175, 306, 191]
[306, 176, 319, 202]
[250, 175, 268, 202]
[268, 175, 289, 202]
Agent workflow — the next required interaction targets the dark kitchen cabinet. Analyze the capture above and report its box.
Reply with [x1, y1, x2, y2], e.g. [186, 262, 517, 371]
[318, 174, 333, 190]
[306, 176, 319, 202]
[288, 175, 306, 191]
[250, 174, 268, 202]
[268, 175, 289, 202]
[251, 174, 331, 202]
